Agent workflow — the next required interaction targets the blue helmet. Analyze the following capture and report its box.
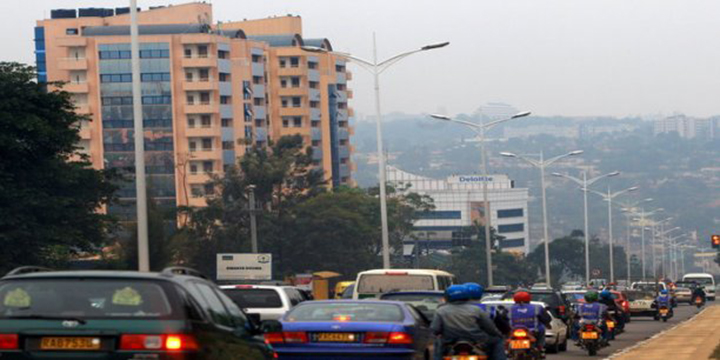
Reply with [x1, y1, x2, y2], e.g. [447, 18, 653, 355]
[660, 289, 668, 295]
[465, 282, 484, 300]
[600, 289, 613, 300]
[445, 285, 469, 302]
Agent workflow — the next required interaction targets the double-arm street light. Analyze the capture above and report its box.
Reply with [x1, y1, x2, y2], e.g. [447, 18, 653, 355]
[303, 37, 450, 269]
[552, 171, 620, 284]
[653, 225, 680, 278]
[632, 208, 664, 279]
[430, 112, 532, 286]
[618, 198, 653, 282]
[587, 186, 639, 283]
[500, 150, 583, 287]
[666, 234, 688, 280]
[652, 217, 673, 277]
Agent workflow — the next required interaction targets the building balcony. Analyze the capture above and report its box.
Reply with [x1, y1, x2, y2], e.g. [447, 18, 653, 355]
[57, 37, 87, 47]
[186, 126, 220, 137]
[182, 79, 219, 92]
[279, 107, 308, 116]
[185, 102, 219, 114]
[58, 58, 88, 70]
[187, 172, 213, 184]
[278, 66, 306, 76]
[181, 56, 216, 68]
[187, 149, 219, 160]
[279, 86, 308, 96]
[64, 82, 89, 93]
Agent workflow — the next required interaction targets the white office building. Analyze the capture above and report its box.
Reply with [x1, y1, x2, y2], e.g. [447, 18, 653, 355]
[387, 166, 530, 254]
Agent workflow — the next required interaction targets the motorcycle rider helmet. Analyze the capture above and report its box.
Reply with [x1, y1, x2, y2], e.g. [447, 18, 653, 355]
[513, 291, 532, 304]
[465, 282, 484, 300]
[600, 289, 613, 300]
[660, 289, 668, 295]
[445, 284, 469, 302]
[585, 291, 599, 303]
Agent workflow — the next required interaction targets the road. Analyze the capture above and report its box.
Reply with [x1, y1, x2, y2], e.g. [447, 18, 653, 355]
[550, 303, 703, 359]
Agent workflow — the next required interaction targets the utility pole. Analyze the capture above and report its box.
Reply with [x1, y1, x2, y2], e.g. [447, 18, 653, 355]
[247, 185, 258, 253]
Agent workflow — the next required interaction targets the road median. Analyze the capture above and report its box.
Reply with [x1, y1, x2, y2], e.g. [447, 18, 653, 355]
[611, 305, 720, 360]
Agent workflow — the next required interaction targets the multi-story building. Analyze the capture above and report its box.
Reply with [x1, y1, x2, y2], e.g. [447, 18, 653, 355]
[35, 3, 354, 219]
[654, 114, 718, 140]
[386, 166, 531, 254]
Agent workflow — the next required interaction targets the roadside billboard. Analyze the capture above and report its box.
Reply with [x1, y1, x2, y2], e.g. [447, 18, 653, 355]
[216, 253, 272, 281]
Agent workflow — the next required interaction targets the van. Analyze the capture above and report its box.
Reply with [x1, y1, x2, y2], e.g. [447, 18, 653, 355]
[683, 273, 716, 300]
[220, 284, 306, 322]
[352, 269, 456, 299]
[630, 281, 667, 293]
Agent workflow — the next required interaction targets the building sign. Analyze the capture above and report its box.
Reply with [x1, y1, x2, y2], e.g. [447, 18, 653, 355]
[448, 175, 495, 184]
[217, 253, 272, 281]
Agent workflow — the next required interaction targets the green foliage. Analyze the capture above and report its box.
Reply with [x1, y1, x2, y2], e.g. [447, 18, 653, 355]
[0, 62, 118, 272]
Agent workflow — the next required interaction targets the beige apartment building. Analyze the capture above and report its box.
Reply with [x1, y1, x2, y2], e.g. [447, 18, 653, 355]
[35, 3, 354, 220]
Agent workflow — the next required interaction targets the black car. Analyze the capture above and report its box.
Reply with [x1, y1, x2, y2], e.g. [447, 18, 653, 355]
[0, 266, 276, 359]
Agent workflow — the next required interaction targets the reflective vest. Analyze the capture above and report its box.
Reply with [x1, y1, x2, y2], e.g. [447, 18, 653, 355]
[657, 295, 671, 307]
[472, 302, 496, 319]
[578, 302, 605, 322]
[508, 303, 543, 331]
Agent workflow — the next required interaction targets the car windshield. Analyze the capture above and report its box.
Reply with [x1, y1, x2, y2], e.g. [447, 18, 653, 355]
[380, 293, 444, 316]
[357, 274, 434, 294]
[627, 291, 655, 301]
[341, 284, 355, 299]
[0, 279, 175, 319]
[223, 288, 283, 308]
[286, 302, 404, 322]
[566, 293, 586, 301]
[633, 283, 662, 292]
[684, 277, 713, 286]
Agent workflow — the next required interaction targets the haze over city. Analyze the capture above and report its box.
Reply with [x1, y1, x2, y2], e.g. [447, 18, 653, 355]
[4, 0, 720, 118]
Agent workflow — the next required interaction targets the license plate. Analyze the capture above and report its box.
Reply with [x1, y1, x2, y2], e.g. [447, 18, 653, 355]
[581, 332, 598, 340]
[40, 337, 101, 351]
[510, 339, 531, 349]
[316, 333, 357, 342]
[606, 321, 615, 329]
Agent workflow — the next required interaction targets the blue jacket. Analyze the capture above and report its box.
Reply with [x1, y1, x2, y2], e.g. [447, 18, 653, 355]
[656, 295, 671, 307]
[508, 303, 545, 332]
[578, 302, 607, 322]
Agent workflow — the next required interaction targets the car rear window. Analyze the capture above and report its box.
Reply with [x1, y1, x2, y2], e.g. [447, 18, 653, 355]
[286, 302, 404, 322]
[566, 293, 586, 301]
[222, 288, 283, 308]
[357, 274, 434, 294]
[503, 292, 559, 306]
[380, 294, 444, 316]
[626, 291, 655, 301]
[0, 279, 176, 319]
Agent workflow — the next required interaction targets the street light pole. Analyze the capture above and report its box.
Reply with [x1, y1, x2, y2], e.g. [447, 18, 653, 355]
[618, 198, 653, 283]
[130, 0, 149, 272]
[500, 150, 583, 287]
[303, 39, 449, 269]
[431, 112, 531, 286]
[588, 186, 638, 283]
[247, 185, 258, 253]
[553, 170, 620, 284]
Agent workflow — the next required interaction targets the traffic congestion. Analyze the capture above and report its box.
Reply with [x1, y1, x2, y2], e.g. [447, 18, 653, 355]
[0, 266, 713, 359]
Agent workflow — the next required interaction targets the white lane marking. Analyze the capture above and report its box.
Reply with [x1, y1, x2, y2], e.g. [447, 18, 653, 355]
[604, 306, 709, 359]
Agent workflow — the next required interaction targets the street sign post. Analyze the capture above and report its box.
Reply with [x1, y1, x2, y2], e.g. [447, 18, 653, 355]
[216, 253, 272, 281]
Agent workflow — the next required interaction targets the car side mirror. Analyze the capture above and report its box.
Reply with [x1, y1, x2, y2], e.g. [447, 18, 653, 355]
[261, 320, 283, 334]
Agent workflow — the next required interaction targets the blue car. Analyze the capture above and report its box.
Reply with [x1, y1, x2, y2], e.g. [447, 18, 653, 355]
[266, 300, 434, 359]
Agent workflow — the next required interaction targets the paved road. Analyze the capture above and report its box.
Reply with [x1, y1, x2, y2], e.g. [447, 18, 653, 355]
[550, 303, 703, 359]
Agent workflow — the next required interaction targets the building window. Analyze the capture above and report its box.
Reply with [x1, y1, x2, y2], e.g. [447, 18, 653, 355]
[218, 50, 229, 59]
[221, 118, 233, 127]
[187, 117, 196, 128]
[309, 81, 319, 89]
[279, 58, 287, 68]
[252, 54, 263, 63]
[191, 185, 203, 198]
[184, 48, 192, 58]
[204, 183, 214, 195]
[198, 45, 208, 58]
[200, 93, 210, 105]
[66, 28, 79, 35]
[243, 81, 252, 100]
[201, 138, 212, 151]
[291, 77, 301, 88]
[220, 96, 232, 105]
[201, 115, 211, 128]
[219, 73, 230, 82]
[337, 83, 347, 91]
[203, 161, 213, 173]
[186, 94, 195, 105]
[290, 57, 300, 68]
[308, 61, 318, 70]
[311, 120, 320, 128]
[498, 224, 525, 233]
[253, 76, 263, 85]
[498, 208, 524, 218]
[293, 117, 302, 127]
[189, 140, 197, 152]
[189, 163, 198, 174]
[501, 238, 525, 249]
[199, 69, 210, 81]
[280, 78, 288, 88]
[292, 97, 302, 108]
[253, 98, 263, 106]
[185, 72, 193, 81]
[310, 101, 320, 108]
[311, 140, 320, 147]
[339, 139, 348, 146]
[336, 64, 346, 72]
[222, 141, 234, 150]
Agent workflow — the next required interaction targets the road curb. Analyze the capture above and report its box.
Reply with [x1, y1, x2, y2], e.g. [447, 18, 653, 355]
[603, 306, 709, 359]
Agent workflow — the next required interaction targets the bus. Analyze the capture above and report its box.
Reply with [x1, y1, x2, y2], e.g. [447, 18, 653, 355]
[682, 273, 716, 301]
[352, 269, 457, 299]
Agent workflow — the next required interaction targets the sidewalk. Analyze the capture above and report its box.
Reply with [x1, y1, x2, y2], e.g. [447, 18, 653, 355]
[611, 305, 720, 360]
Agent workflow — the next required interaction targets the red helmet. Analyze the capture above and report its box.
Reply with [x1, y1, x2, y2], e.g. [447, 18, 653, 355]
[514, 291, 532, 303]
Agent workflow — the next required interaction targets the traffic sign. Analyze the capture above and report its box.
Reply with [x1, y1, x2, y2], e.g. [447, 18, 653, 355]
[216, 253, 272, 281]
[591, 269, 602, 277]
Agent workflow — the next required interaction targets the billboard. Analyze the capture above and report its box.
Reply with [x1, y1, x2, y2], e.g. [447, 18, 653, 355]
[216, 253, 272, 281]
[470, 201, 489, 226]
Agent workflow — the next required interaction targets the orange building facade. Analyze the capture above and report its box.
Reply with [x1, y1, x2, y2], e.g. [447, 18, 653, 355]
[35, 3, 354, 220]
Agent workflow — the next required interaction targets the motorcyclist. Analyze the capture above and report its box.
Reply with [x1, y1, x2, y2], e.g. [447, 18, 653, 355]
[599, 289, 624, 331]
[465, 282, 512, 336]
[507, 291, 552, 358]
[654, 289, 674, 316]
[692, 285, 707, 305]
[431, 285, 506, 360]
[572, 291, 610, 343]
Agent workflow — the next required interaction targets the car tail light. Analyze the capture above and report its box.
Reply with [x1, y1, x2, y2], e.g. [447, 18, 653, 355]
[387, 332, 412, 344]
[264, 333, 284, 344]
[0, 334, 18, 350]
[120, 334, 198, 351]
[282, 332, 308, 344]
[512, 329, 528, 338]
[583, 324, 597, 331]
[235, 285, 255, 289]
[558, 305, 566, 315]
[364, 332, 388, 344]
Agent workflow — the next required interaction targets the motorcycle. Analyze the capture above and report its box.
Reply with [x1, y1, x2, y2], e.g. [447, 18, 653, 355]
[657, 305, 671, 322]
[577, 322, 607, 356]
[442, 341, 488, 360]
[605, 319, 616, 340]
[506, 327, 541, 360]
[694, 296, 705, 309]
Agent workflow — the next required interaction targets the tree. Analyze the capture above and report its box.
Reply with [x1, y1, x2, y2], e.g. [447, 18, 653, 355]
[0, 63, 118, 272]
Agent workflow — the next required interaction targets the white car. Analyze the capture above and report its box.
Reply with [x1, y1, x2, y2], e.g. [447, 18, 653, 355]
[482, 300, 568, 353]
[220, 284, 305, 322]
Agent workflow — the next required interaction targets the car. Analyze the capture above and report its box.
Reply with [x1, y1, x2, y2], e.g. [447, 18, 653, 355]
[561, 290, 587, 313]
[673, 284, 694, 304]
[626, 290, 657, 317]
[561, 282, 584, 291]
[220, 284, 306, 323]
[267, 300, 435, 359]
[682, 273, 716, 301]
[610, 290, 631, 322]
[353, 269, 456, 299]
[630, 281, 667, 292]
[334, 281, 355, 299]
[379, 291, 445, 319]
[0, 266, 275, 359]
[483, 300, 568, 353]
[340, 283, 355, 299]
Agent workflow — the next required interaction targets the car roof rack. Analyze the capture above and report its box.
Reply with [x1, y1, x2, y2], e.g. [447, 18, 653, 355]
[5, 266, 53, 277]
[161, 266, 209, 280]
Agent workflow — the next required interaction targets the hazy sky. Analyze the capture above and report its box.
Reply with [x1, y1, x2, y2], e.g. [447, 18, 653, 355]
[4, 0, 720, 118]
